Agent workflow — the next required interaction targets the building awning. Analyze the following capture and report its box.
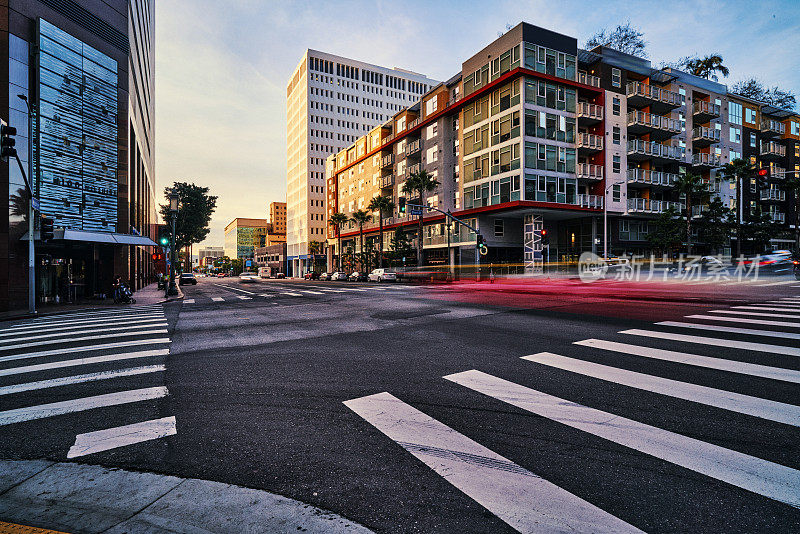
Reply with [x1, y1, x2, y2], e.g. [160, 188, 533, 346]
[22, 228, 158, 246]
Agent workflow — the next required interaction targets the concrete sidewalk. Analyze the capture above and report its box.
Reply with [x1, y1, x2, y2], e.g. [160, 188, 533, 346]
[0, 460, 372, 534]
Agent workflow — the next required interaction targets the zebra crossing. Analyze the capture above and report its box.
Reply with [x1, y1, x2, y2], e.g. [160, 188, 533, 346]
[182, 283, 413, 306]
[0, 304, 175, 459]
[345, 295, 800, 532]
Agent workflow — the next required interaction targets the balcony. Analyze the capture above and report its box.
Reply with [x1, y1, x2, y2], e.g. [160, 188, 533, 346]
[576, 163, 603, 180]
[407, 163, 421, 176]
[406, 139, 421, 157]
[770, 212, 786, 224]
[760, 118, 785, 137]
[626, 168, 679, 188]
[626, 81, 682, 113]
[627, 139, 685, 163]
[692, 100, 721, 122]
[381, 154, 395, 168]
[577, 102, 603, 124]
[691, 205, 709, 218]
[381, 175, 394, 189]
[692, 152, 722, 168]
[577, 132, 603, 152]
[760, 141, 786, 159]
[691, 126, 720, 147]
[627, 111, 681, 140]
[577, 194, 603, 209]
[577, 71, 600, 88]
[627, 198, 683, 214]
[760, 189, 786, 201]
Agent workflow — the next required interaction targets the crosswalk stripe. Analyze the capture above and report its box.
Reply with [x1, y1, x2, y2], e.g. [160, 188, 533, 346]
[757, 280, 798, 286]
[343, 392, 642, 533]
[320, 289, 346, 293]
[67, 416, 177, 459]
[620, 329, 800, 356]
[523, 352, 800, 425]
[184, 299, 195, 304]
[300, 290, 323, 295]
[0, 339, 171, 365]
[779, 297, 800, 301]
[26, 306, 164, 323]
[211, 283, 258, 295]
[657, 321, 800, 342]
[708, 310, 800, 320]
[765, 301, 800, 306]
[67, 415, 177, 459]
[211, 297, 224, 302]
[575, 338, 800, 384]
[6, 313, 165, 331]
[0, 322, 167, 345]
[444, 370, 800, 509]
[732, 306, 800, 313]
[258, 294, 274, 298]
[0, 386, 169, 426]
[339, 288, 366, 292]
[0, 349, 169, 378]
[281, 292, 302, 297]
[0, 317, 166, 337]
[685, 314, 800, 328]
[237, 295, 252, 300]
[0, 329, 168, 353]
[0, 365, 165, 396]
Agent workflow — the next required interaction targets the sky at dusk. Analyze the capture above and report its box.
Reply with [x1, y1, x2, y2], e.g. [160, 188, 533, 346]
[154, 0, 800, 248]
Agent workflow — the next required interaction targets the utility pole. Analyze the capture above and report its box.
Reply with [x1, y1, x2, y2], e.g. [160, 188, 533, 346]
[167, 189, 179, 296]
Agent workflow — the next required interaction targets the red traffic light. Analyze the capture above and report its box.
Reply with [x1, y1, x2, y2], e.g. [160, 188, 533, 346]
[151, 252, 164, 262]
[541, 229, 547, 236]
[757, 169, 769, 176]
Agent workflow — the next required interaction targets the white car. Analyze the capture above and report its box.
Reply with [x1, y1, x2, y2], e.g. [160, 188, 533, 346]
[330, 272, 347, 281]
[368, 268, 397, 282]
[239, 272, 258, 283]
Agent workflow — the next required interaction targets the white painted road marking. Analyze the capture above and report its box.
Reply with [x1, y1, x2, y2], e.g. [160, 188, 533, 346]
[0, 328, 168, 353]
[0, 339, 171, 365]
[444, 370, 800, 509]
[657, 321, 800, 341]
[0, 349, 170, 378]
[23, 306, 164, 324]
[67, 416, 177, 459]
[707, 310, 800, 320]
[237, 295, 252, 300]
[620, 329, 800, 356]
[732, 306, 800, 313]
[523, 352, 799, 425]
[5, 313, 165, 332]
[344, 392, 642, 534]
[258, 294, 274, 298]
[0, 317, 166, 337]
[0, 322, 167, 345]
[0, 365, 165, 396]
[184, 299, 195, 304]
[685, 314, 800, 328]
[281, 292, 302, 297]
[300, 290, 323, 295]
[211, 283, 258, 295]
[211, 297, 224, 302]
[576, 338, 800, 383]
[0, 386, 169, 426]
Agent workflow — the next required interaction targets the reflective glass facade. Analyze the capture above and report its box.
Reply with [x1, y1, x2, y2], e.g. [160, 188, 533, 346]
[37, 18, 119, 232]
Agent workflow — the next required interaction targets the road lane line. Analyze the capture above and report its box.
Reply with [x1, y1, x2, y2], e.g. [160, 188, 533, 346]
[0, 323, 167, 345]
[757, 280, 798, 286]
[732, 306, 800, 313]
[685, 314, 800, 328]
[320, 289, 346, 293]
[299, 290, 323, 295]
[523, 352, 799, 425]
[444, 370, 800, 509]
[0, 317, 166, 337]
[0, 386, 169, 426]
[620, 329, 800, 356]
[211, 283, 258, 295]
[0, 349, 169, 377]
[343, 392, 642, 534]
[281, 292, 303, 297]
[657, 321, 800, 342]
[0, 329, 168, 353]
[0, 339, 171, 365]
[575, 338, 800, 384]
[236, 296, 252, 300]
[184, 299, 195, 304]
[211, 297, 224, 302]
[0, 365, 165, 396]
[708, 310, 800, 320]
[67, 415, 177, 458]
[258, 294, 274, 298]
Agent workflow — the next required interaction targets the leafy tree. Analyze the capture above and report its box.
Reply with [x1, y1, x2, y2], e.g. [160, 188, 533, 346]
[388, 227, 414, 267]
[401, 170, 439, 266]
[743, 212, 781, 254]
[328, 212, 349, 272]
[731, 78, 796, 110]
[722, 158, 757, 257]
[676, 54, 729, 81]
[698, 197, 733, 254]
[586, 22, 647, 57]
[159, 182, 217, 271]
[367, 194, 395, 269]
[646, 207, 683, 256]
[308, 240, 325, 273]
[350, 209, 372, 272]
[675, 172, 708, 255]
[230, 258, 243, 276]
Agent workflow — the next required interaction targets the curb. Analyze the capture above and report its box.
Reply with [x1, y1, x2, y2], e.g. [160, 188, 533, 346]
[0, 460, 372, 534]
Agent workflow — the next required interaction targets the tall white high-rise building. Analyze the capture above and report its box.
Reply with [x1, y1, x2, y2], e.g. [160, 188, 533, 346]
[285, 50, 438, 276]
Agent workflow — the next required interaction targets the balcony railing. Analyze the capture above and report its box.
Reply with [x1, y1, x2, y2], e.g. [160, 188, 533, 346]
[577, 102, 603, 121]
[406, 139, 421, 156]
[761, 118, 785, 136]
[407, 163, 421, 176]
[692, 153, 722, 167]
[626, 82, 682, 108]
[577, 71, 600, 87]
[627, 198, 684, 214]
[770, 212, 786, 223]
[381, 175, 394, 188]
[627, 139, 684, 161]
[381, 154, 395, 167]
[577, 132, 603, 150]
[760, 141, 786, 157]
[692, 100, 721, 118]
[577, 194, 603, 209]
[627, 111, 681, 134]
[760, 189, 786, 201]
[576, 163, 603, 180]
[691, 126, 720, 143]
[626, 168, 679, 187]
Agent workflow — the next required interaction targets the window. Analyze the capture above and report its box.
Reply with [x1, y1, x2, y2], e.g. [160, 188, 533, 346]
[611, 68, 621, 88]
[729, 126, 741, 143]
[745, 108, 757, 124]
[730, 150, 741, 161]
[792, 121, 800, 135]
[612, 97, 620, 116]
[613, 155, 621, 174]
[729, 101, 742, 125]
[613, 126, 621, 145]
[494, 219, 504, 237]
[750, 133, 757, 148]
[612, 184, 621, 203]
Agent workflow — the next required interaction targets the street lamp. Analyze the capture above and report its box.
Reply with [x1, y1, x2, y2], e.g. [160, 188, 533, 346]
[603, 179, 626, 259]
[167, 189, 179, 296]
[18, 94, 36, 315]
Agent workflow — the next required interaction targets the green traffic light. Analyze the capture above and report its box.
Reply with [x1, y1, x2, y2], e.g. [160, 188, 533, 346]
[160, 238, 169, 245]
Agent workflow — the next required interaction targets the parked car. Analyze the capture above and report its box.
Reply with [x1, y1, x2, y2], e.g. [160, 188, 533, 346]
[304, 272, 321, 280]
[179, 273, 197, 285]
[348, 271, 369, 282]
[319, 272, 330, 281]
[275, 272, 286, 279]
[330, 272, 347, 281]
[368, 268, 397, 282]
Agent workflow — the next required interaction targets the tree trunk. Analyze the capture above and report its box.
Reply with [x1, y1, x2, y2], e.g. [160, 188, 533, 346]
[686, 197, 692, 256]
[337, 232, 342, 272]
[417, 191, 424, 266]
[359, 226, 364, 271]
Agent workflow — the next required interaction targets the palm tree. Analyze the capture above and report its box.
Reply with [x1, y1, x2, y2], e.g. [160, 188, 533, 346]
[308, 240, 324, 273]
[684, 54, 729, 81]
[401, 170, 440, 266]
[722, 158, 757, 257]
[367, 194, 395, 269]
[350, 209, 372, 272]
[328, 212, 349, 272]
[675, 172, 708, 255]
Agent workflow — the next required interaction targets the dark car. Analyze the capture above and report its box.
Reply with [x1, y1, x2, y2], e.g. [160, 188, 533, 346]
[304, 272, 320, 280]
[348, 271, 369, 282]
[179, 273, 197, 285]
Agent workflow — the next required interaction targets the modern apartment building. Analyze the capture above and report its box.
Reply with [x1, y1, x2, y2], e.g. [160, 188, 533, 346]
[1, 0, 156, 315]
[224, 218, 269, 259]
[325, 22, 799, 271]
[285, 49, 438, 276]
[269, 201, 287, 234]
[198, 246, 224, 266]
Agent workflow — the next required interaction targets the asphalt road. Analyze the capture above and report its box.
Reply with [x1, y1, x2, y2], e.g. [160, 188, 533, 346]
[2, 275, 800, 533]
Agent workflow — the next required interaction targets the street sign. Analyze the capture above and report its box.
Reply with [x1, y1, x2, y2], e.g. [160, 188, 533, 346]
[31, 198, 40, 212]
[410, 209, 423, 215]
[246, 260, 252, 267]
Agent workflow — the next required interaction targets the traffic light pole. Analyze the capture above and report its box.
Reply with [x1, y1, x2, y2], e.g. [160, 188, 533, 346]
[405, 203, 484, 277]
[14, 152, 36, 315]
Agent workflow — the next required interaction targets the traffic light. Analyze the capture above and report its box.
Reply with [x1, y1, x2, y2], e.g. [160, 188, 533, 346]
[157, 225, 170, 247]
[476, 234, 488, 256]
[757, 168, 769, 178]
[541, 229, 549, 246]
[151, 251, 165, 262]
[1, 120, 17, 163]
[40, 216, 54, 242]
[398, 197, 406, 214]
